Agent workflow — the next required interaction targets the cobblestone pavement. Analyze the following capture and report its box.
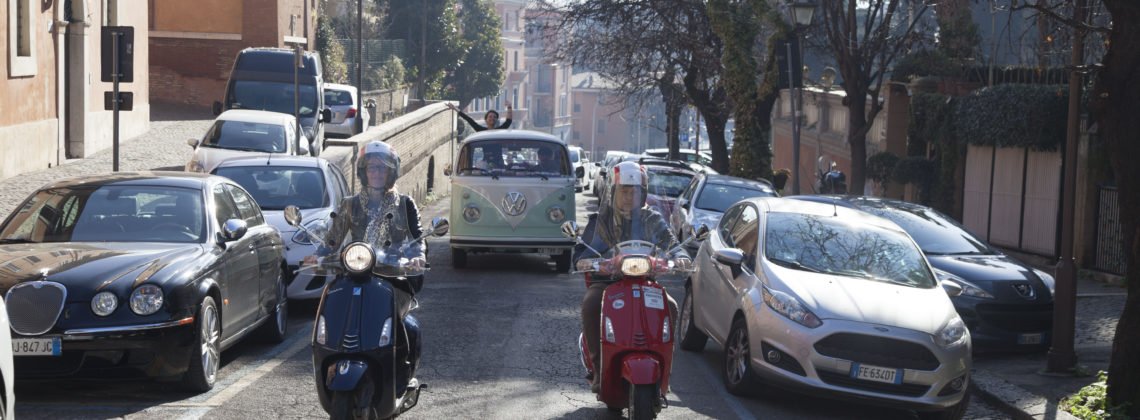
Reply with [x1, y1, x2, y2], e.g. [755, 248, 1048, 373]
[0, 104, 214, 219]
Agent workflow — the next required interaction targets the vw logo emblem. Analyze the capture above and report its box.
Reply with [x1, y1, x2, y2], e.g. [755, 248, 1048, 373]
[502, 191, 527, 216]
[1013, 283, 1036, 300]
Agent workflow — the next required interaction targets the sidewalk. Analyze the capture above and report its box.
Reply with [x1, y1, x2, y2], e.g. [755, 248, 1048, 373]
[971, 248, 1127, 420]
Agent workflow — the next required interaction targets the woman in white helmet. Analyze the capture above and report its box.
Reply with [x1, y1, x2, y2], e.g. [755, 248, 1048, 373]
[302, 141, 427, 296]
[572, 161, 690, 393]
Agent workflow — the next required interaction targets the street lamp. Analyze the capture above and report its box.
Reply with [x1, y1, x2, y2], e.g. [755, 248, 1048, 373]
[788, 0, 816, 195]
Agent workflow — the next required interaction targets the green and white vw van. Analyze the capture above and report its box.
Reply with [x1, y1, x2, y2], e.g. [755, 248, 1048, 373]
[449, 130, 576, 271]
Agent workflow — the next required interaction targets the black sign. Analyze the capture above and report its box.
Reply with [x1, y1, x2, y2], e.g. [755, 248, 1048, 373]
[104, 91, 133, 111]
[776, 37, 803, 89]
[100, 26, 134, 83]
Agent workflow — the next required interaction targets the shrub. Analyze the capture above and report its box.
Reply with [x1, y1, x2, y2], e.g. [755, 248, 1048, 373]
[1060, 371, 1131, 419]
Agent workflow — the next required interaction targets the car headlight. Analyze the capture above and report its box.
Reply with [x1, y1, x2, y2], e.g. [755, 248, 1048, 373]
[129, 285, 164, 316]
[91, 292, 118, 316]
[934, 269, 993, 299]
[316, 315, 327, 344]
[762, 287, 822, 328]
[1033, 268, 1056, 298]
[463, 204, 481, 223]
[186, 160, 206, 173]
[378, 317, 393, 347]
[620, 256, 651, 276]
[291, 219, 329, 245]
[547, 206, 565, 223]
[341, 243, 374, 274]
[935, 317, 969, 349]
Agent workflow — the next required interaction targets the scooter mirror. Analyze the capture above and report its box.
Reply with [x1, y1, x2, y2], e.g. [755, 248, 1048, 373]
[284, 205, 303, 227]
[695, 225, 711, 241]
[560, 221, 580, 240]
[430, 217, 449, 237]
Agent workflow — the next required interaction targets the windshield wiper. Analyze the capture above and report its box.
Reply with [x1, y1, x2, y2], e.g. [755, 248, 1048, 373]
[768, 257, 822, 273]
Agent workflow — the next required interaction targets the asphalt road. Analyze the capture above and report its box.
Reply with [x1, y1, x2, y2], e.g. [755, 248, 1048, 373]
[13, 187, 1009, 420]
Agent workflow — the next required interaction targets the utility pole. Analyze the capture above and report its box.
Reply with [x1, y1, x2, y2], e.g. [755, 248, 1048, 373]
[356, 0, 363, 133]
[1047, 0, 1086, 373]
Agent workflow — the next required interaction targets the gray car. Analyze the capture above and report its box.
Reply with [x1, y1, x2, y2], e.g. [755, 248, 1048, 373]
[212, 155, 351, 299]
[669, 172, 777, 251]
[679, 197, 972, 419]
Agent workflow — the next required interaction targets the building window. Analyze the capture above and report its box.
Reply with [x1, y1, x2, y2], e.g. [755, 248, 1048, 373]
[513, 51, 518, 71]
[8, 0, 36, 77]
[513, 88, 519, 107]
[574, 103, 581, 113]
[103, 0, 119, 26]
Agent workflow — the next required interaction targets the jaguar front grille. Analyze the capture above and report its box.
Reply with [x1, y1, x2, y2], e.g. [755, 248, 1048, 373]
[6, 281, 67, 335]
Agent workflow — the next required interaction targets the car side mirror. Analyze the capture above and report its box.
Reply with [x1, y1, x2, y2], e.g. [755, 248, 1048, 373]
[222, 219, 248, 241]
[283, 205, 302, 227]
[680, 200, 690, 210]
[695, 225, 710, 242]
[187, 138, 199, 148]
[560, 221, 580, 240]
[576, 166, 585, 178]
[444, 164, 452, 177]
[594, 162, 601, 167]
[941, 280, 963, 297]
[714, 248, 744, 266]
[212, 101, 222, 116]
[298, 141, 311, 156]
[430, 217, 449, 237]
[599, 171, 607, 178]
[320, 108, 333, 123]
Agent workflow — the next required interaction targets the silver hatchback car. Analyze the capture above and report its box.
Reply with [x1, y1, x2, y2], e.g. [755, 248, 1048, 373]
[679, 197, 972, 419]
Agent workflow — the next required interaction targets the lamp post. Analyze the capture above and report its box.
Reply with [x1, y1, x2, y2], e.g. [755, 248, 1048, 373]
[788, 0, 816, 195]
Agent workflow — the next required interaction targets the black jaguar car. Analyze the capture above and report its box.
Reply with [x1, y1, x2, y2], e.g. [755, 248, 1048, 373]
[0, 172, 288, 391]
[791, 195, 1055, 352]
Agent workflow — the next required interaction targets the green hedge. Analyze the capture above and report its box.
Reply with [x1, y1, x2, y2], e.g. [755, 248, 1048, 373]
[953, 84, 1069, 151]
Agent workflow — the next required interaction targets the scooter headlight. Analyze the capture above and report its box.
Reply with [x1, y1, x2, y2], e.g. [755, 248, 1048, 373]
[316, 315, 327, 345]
[341, 243, 374, 274]
[378, 317, 393, 347]
[619, 256, 651, 276]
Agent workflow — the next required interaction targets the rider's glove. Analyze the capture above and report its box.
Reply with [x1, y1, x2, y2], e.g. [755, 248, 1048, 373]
[576, 259, 593, 271]
[673, 257, 693, 271]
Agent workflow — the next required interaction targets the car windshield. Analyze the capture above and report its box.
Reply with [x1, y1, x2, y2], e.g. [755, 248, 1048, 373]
[764, 212, 935, 288]
[646, 169, 693, 198]
[696, 183, 776, 212]
[569, 149, 580, 163]
[0, 185, 206, 243]
[859, 203, 994, 255]
[324, 89, 353, 106]
[228, 80, 318, 117]
[457, 140, 570, 177]
[203, 119, 289, 153]
[215, 166, 328, 210]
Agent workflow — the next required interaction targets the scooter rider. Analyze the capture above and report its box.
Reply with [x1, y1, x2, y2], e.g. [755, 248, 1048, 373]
[302, 141, 427, 316]
[573, 161, 691, 393]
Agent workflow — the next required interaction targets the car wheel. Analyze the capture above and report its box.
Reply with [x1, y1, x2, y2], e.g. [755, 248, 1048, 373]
[554, 251, 571, 273]
[678, 282, 708, 351]
[184, 296, 220, 392]
[917, 391, 970, 420]
[452, 248, 467, 269]
[723, 317, 757, 395]
[259, 270, 289, 343]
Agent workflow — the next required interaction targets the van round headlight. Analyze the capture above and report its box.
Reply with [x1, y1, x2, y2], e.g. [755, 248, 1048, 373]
[547, 206, 565, 223]
[91, 292, 118, 316]
[463, 204, 481, 223]
[130, 285, 164, 316]
[620, 256, 651, 276]
[342, 243, 374, 274]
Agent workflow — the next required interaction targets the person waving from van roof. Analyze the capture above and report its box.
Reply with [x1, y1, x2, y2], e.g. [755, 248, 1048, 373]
[447, 101, 512, 132]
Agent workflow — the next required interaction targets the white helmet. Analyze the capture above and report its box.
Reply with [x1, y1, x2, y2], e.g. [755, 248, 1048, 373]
[610, 161, 648, 211]
[357, 141, 400, 190]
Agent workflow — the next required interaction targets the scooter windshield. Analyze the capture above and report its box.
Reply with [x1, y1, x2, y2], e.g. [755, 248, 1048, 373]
[369, 237, 425, 278]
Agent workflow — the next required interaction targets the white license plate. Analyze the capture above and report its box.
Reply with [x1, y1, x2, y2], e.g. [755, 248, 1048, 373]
[850, 363, 902, 384]
[642, 288, 665, 310]
[13, 337, 62, 356]
[1018, 332, 1044, 345]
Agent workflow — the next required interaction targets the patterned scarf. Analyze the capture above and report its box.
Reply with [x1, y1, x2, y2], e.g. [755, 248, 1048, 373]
[362, 186, 400, 249]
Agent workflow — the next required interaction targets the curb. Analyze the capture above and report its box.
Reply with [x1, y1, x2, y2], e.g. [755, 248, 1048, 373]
[971, 369, 1079, 420]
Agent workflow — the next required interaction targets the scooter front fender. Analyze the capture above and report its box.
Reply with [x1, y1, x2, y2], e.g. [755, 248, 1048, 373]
[326, 359, 370, 391]
[620, 354, 662, 385]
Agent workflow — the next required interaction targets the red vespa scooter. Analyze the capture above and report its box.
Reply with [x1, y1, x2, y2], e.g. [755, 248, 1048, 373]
[561, 221, 705, 419]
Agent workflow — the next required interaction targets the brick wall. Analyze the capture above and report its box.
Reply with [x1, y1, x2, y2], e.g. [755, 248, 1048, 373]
[149, 38, 242, 107]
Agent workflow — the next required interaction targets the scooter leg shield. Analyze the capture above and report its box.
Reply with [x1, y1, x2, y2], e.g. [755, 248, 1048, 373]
[620, 354, 662, 385]
[326, 360, 370, 391]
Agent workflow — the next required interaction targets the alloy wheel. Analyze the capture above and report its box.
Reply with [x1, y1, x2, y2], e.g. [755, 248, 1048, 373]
[725, 328, 748, 385]
[200, 302, 220, 384]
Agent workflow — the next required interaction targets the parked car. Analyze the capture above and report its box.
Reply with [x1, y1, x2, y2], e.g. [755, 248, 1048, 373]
[0, 298, 13, 419]
[679, 197, 972, 419]
[0, 172, 289, 392]
[792, 195, 1056, 351]
[669, 171, 777, 252]
[323, 83, 369, 138]
[568, 145, 590, 192]
[638, 158, 698, 225]
[592, 151, 633, 199]
[643, 147, 713, 167]
[213, 47, 332, 156]
[186, 110, 310, 174]
[447, 130, 576, 271]
[212, 155, 351, 300]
